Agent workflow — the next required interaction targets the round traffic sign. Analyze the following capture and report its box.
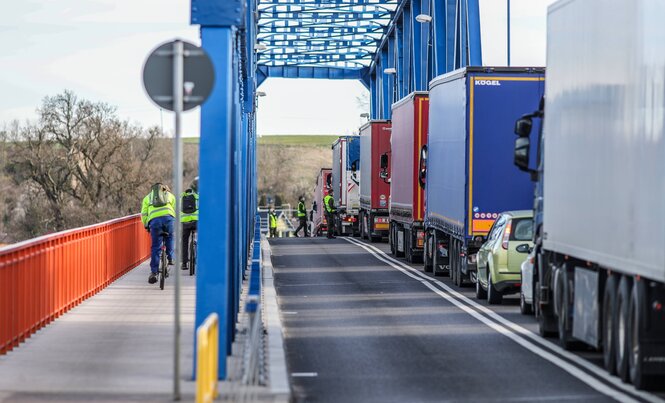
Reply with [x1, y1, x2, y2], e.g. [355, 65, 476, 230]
[142, 40, 215, 112]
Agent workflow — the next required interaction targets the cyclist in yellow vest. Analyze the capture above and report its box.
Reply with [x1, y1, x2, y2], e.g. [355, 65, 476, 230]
[181, 177, 199, 271]
[141, 183, 176, 284]
[323, 190, 337, 239]
[294, 195, 309, 237]
[269, 209, 278, 238]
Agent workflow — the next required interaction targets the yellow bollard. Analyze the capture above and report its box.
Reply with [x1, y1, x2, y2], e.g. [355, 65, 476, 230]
[196, 313, 219, 403]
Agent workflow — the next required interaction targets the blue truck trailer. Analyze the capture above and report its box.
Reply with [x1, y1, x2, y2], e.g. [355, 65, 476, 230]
[423, 67, 545, 286]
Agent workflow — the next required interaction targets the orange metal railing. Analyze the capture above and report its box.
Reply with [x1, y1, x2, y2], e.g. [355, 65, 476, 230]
[0, 214, 150, 354]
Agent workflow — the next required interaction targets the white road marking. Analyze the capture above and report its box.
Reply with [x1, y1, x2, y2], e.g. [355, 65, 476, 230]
[343, 237, 663, 403]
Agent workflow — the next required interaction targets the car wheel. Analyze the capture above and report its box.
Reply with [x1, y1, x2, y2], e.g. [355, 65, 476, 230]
[487, 269, 503, 305]
[475, 270, 487, 299]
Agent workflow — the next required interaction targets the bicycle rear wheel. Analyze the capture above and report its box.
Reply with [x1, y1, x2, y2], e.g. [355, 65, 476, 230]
[189, 233, 196, 276]
[159, 249, 166, 290]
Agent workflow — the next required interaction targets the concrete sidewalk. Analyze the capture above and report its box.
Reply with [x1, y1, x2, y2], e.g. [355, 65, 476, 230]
[0, 260, 197, 402]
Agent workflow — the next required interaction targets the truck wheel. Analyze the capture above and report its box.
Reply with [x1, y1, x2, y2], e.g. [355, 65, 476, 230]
[602, 275, 618, 374]
[476, 271, 487, 299]
[423, 232, 433, 273]
[450, 241, 458, 284]
[556, 268, 574, 349]
[405, 228, 413, 263]
[395, 228, 405, 258]
[615, 275, 632, 382]
[454, 243, 464, 287]
[628, 280, 653, 389]
[487, 269, 503, 305]
[389, 225, 396, 255]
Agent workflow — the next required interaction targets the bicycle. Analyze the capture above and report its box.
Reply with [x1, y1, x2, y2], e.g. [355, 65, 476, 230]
[159, 231, 170, 290]
[188, 229, 197, 276]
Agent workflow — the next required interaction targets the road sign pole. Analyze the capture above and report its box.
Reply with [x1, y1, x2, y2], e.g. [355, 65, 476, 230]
[173, 39, 184, 401]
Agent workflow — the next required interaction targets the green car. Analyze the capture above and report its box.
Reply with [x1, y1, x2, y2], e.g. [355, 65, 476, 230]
[475, 210, 533, 304]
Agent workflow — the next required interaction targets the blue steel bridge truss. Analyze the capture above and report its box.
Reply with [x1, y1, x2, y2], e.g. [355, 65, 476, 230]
[189, 0, 481, 378]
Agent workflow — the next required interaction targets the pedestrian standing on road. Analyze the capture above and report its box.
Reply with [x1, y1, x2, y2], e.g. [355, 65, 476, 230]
[141, 183, 176, 284]
[323, 190, 337, 239]
[269, 209, 278, 238]
[294, 196, 309, 237]
[180, 176, 199, 271]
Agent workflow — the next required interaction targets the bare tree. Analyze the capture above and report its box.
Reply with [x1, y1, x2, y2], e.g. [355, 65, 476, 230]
[6, 90, 172, 237]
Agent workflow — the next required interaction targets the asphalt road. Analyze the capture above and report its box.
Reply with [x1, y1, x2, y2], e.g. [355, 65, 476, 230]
[270, 237, 665, 403]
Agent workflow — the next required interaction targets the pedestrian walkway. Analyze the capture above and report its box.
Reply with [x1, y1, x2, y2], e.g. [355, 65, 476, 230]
[0, 260, 196, 403]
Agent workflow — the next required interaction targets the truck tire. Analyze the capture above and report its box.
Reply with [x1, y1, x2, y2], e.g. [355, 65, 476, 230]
[616, 275, 632, 382]
[535, 252, 557, 337]
[454, 242, 464, 287]
[423, 231, 433, 273]
[556, 268, 574, 350]
[628, 280, 653, 389]
[405, 228, 413, 263]
[389, 224, 396, 255]
[487, 269, 503, 305]
[395, 227, 405, 258]
[450, 241, 457, 284]
[602, 274, 618, 374]
[476, 271, 487, 299]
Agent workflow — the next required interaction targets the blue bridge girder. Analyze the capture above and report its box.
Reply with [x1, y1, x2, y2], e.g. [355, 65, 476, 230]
[190, 0, 482, 380]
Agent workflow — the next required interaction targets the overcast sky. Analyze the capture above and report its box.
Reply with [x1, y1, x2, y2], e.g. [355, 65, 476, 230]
[0, 0, 557, 137]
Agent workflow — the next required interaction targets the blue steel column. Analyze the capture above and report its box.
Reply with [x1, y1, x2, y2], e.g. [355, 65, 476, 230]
[412, 0, 425, 90]
[395, 19, 403, 100]
[401, 5, 412, 94]
[197, 26, 235, 379]
[380, 48, 390, 119]
[467, 0, 482, 65]
[370, 72, 378, 119]
[387, 35, 396, 105]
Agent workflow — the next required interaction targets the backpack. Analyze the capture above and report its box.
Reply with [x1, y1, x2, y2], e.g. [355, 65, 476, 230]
[151, 184, 168, 207]
[182, 192, 197, 214]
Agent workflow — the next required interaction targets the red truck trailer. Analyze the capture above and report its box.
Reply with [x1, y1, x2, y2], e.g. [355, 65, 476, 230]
[359, 120, 391, 242]
[313, 168, 332, 236]
[389, 92, 429, 262]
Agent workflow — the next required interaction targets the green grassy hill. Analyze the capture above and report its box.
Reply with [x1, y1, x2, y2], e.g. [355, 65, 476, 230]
[183, 135, 340, 147]
[258, 135, 339, 146]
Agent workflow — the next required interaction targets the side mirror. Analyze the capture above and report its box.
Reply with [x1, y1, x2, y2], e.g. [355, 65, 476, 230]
[516, 243, 530, 253]
[514, 136, 531, 171]
[379, 171, 388, 179]
[351, 160, 358, 172]
[380, 153, 388, 169]
[326, 174, 332, 188]
[514, 116, 533, 137]
[418, 145, 428, 189]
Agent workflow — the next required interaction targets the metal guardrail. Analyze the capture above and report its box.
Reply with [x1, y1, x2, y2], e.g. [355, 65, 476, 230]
[0, 214, 151, 355]
[242, 217, 264, 386]
[196, 312, 220, 403]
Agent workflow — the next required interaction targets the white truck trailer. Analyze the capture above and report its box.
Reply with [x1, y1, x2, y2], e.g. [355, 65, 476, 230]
[513, 0, 665, 389]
